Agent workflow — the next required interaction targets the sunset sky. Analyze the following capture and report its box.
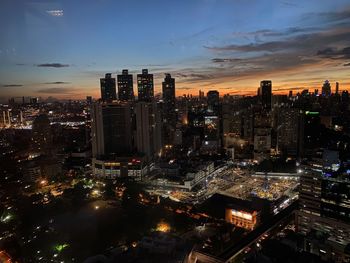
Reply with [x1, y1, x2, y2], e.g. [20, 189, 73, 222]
[0, 0, 350, 100]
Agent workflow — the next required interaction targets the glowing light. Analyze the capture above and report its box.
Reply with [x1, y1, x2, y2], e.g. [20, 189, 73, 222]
[231, 210, 253, 220]
[54, 243, 69, 253]
[156, 221, 170, 232]
[40, 180, 47, 185]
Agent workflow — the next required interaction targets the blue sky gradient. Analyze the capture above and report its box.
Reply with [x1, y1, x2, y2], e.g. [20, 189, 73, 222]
[1, 0, 350, 99]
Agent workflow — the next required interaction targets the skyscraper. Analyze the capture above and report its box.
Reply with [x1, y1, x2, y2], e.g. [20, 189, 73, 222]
[91, 102, 133, 157]
[335, 82, 339, 95]
[117, 69, 134, 101]
[297, 166, 350, 261]
[322, 80, 331, 96]
[91, 101, 149, 179]
[135, 102, 162, 161]
[100, 73, 117, 102]
[260, 80, 272, 110]
[32, 114, 52, 154]
[207, 90, 220, 114]
[162, 73, 176, 113]
[137, 69, 154, 102]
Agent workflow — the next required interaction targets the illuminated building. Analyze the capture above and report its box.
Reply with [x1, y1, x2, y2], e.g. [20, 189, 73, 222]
[201, 115, 220, 154]
[100, 73, 117, 102]
[92, 156, 148, 179]
[117, 69, 134, 101]
[260, 80, 272, 110]
[32, 114, 52, 154]
[297, 167, 350, 262]
[225, 208, 259, 230]
[137, 69, 154, 102]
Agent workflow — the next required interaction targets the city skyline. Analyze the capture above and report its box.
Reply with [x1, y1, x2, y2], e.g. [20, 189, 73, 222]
[1, 0, 350, 100]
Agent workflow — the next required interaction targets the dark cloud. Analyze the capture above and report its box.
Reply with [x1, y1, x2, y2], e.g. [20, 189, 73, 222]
[37, 88, 72, 94]
[205, 29, 350, 53]
[317, 46, 350, 59]
[304, 9, 350, 24]
[37, 63, 69, 68]
[211, 58, 242, 63]
[43, 81, 70, 84]
[2, 84, 23, 87]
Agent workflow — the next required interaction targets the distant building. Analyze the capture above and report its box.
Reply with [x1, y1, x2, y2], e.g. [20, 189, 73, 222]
[201, 116, 220, 154]
[162, 73, 176, 144]
[260, 80, 272, 110]
[137, 69, 154, 102]
[162, 73, 175, 109]
[100, 73, 117, 101]
[207, 90, 220, 114]
[277, 108, 301, 155]
[117, 69, 134, 101]
[32, 114, 52, 154]
[335, 82, 339, 95]
[322, 80, 331, 96]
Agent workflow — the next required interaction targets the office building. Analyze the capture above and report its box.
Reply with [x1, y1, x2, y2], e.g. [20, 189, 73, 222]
[137, 69, 154, 102]
[117, 69, 134, 101]
[260, 80, 272, 110]
[100, 73, 117, 101]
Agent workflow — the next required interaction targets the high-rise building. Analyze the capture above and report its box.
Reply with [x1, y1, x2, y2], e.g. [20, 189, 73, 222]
[91, 102, 133, 157]
[207, 90, 220, 114]
[100, 73, 117, 102]
[137, 69, 154, 102]
[162, 73, 176, 115]
[297, 166, 350, 261]
[135, 102, 162, 161]
[32, 114, 52, 154]
[117, 69, 134, 101]
[162, 74, 176, 144]
[277, 108, 300, 155]
[91, 101, 151, 179]
[260, 80, 272, 110]
[253, 111, 271, 161]
[335, 82, 339, 95]
[322, 80, 331, 96]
